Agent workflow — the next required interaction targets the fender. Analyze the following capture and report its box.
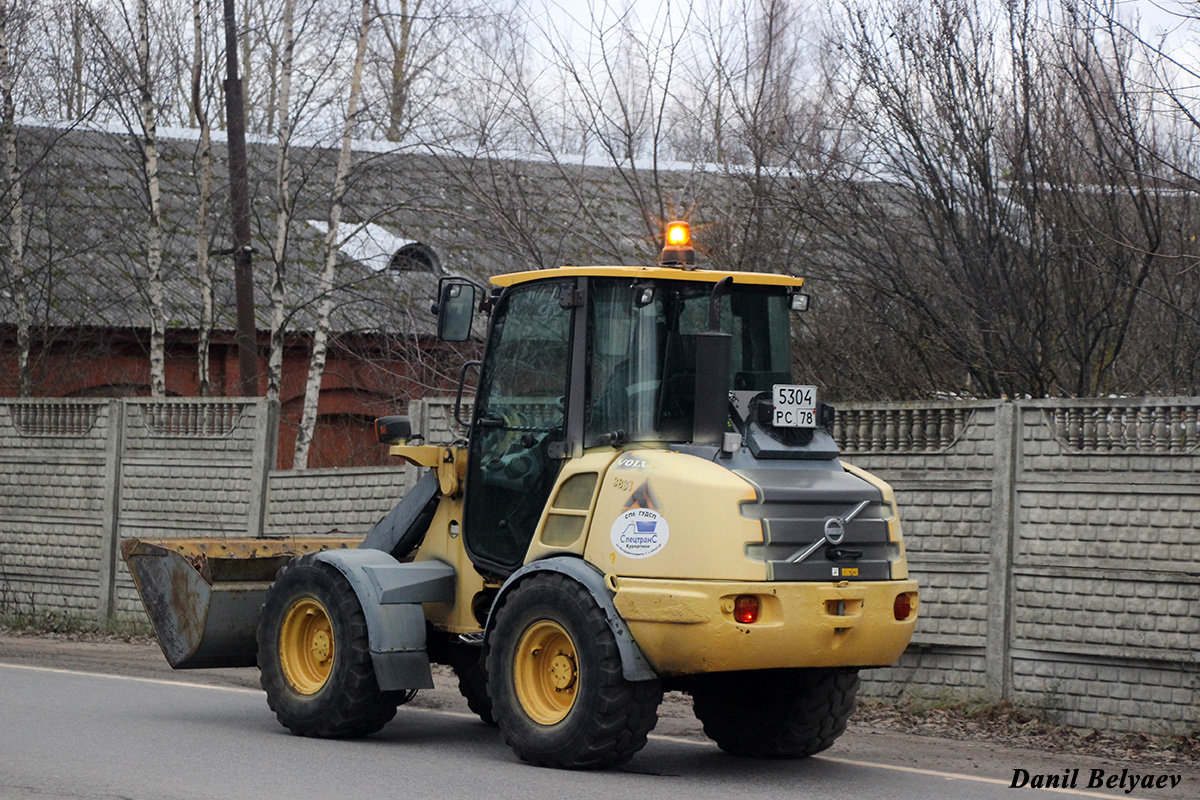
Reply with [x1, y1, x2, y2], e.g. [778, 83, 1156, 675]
[314, 549, 456, 691]
[484, 556, 657, 682]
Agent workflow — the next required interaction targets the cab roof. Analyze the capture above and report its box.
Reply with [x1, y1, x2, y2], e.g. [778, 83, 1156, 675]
[490, 265, 805, 289]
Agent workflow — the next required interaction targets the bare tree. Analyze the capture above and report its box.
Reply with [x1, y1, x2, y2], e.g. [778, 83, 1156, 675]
[74, 0, 184, 397]
[424, 1, 716, 273]
[3, 0, 1195, 409]
[779, 0, 1182, 399]
[550, 2, 693, 240]
[367, 0, 452, 142]
[1085, 0, 1200, 392]
[191, 0, 217, 395]
[0, 0, 30, 396]
[1031, 1, 1170, 394]
[28, 0, 96, 121]
[681, 0, 824, 273]
[293, 0, 374, 469]
[136, 0, 167, 397]
[267, 0, 298, 403]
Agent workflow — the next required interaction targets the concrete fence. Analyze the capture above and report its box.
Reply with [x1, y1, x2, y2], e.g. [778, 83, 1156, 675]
[835, 399, 1199, 734]
[0, 398, 277, 619]
[0, 395, 1196, 734]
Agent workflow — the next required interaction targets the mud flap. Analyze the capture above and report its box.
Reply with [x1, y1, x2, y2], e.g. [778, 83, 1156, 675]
[313, 549, 457, 691]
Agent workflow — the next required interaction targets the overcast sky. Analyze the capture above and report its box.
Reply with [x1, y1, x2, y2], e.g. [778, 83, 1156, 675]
[536, 0, 1197, 50]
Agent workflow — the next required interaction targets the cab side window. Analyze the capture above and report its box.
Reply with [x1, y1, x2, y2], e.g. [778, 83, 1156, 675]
[464, 281, 573, 571]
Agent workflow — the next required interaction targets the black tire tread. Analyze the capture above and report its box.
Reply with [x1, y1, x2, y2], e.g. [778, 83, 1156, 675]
[452, 658, 496, 726]
[690, 668, 859, 758]
[257, 553, 397, 739]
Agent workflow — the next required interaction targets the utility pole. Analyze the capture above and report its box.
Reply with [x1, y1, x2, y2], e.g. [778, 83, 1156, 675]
[223, 0, 259, 396]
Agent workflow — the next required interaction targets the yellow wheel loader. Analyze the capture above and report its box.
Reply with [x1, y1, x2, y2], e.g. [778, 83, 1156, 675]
[122, 222, 919, 769]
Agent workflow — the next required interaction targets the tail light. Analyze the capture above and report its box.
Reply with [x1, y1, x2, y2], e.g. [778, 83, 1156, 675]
[734, 595, 760, 624]
[894, 592, 914, 620]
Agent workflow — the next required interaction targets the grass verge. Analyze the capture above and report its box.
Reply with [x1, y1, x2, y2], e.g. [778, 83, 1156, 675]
[0, 611, 155, 643]
[856, 693, 1199, 767]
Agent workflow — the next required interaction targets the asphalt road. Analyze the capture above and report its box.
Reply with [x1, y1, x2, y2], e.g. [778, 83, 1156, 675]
[0, 640, 1194, 800]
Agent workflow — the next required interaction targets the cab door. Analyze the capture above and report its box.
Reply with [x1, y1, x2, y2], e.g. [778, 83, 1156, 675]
[463, 279, 575, 577]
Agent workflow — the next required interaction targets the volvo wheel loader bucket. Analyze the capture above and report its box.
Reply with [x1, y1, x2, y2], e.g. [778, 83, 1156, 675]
[120, 537, 359, 669]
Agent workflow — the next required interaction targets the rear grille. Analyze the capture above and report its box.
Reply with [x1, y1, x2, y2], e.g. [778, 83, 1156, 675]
[735, 469, 898, 581]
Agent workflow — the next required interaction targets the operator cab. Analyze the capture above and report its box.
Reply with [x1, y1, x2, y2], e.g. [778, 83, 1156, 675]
[434, 222, 826, 579]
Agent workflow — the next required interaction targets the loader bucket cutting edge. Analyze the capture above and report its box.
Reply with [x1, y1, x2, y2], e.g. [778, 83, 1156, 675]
[120, 537, 360, 670]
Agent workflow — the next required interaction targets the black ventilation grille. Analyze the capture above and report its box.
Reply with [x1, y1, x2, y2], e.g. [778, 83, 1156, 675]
[736, 468, 897, 581]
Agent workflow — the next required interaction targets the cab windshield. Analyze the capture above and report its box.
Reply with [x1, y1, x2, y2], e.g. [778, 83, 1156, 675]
[586, 278, 792, 445]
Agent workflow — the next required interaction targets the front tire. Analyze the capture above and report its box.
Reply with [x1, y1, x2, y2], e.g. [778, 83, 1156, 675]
[487, 573, 662, 769]
[689, 668, 859, 758]
[257, 554, 398, 738]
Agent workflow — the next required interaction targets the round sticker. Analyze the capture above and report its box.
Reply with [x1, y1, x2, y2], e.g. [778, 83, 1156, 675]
[610, 508, 670, 559]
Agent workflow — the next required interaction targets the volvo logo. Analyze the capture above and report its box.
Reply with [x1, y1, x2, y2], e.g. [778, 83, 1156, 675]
[788, 500, 872, 564]
[823, 516, 846, 545]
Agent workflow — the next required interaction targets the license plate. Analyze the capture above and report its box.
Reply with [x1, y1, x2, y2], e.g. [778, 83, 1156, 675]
[772, 384, 818, 428]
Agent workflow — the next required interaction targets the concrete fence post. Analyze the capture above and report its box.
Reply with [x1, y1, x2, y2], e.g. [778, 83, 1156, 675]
[986, 401, 1018, 699]
[96, 400, 126, 619]
[246, 398, 280, 538]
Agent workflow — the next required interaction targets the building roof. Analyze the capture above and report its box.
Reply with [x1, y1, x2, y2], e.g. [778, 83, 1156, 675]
[3, 121, 701, 339]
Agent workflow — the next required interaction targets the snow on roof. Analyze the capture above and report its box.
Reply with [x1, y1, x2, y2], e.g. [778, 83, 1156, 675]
[304, 220, 417, 272]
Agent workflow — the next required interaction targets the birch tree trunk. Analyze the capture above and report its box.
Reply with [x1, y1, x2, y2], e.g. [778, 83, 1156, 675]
[70, 1, 85, 119]
[292, 0, 372, 468]
[258, 0, 278, 135]
[267, 0, 296, 404]
[240, 0, 253, 121]
[138, 0, 167, 397]
[192, 0, 214, 396]
[0, 0, 30, 396]
[377, 0, 422, 142]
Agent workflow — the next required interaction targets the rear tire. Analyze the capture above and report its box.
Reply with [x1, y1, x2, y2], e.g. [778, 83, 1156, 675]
[487, 573, 661, 769]
[453, 658, 496, 726]
[257, 553, 398, 738]
[689, 668, 859, 758]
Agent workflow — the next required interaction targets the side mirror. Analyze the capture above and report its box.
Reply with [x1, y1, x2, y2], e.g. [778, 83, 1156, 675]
[435, 279, 478, 342]
[374, 415, 412, 445]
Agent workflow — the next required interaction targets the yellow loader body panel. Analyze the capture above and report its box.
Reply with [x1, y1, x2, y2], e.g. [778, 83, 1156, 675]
[581, 449, 766, 581]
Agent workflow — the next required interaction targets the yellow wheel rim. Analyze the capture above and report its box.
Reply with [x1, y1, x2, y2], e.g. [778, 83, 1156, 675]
[279, 597, 335, 695]
[513, 620, 578, 725]
[511, 618, 576, 724]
